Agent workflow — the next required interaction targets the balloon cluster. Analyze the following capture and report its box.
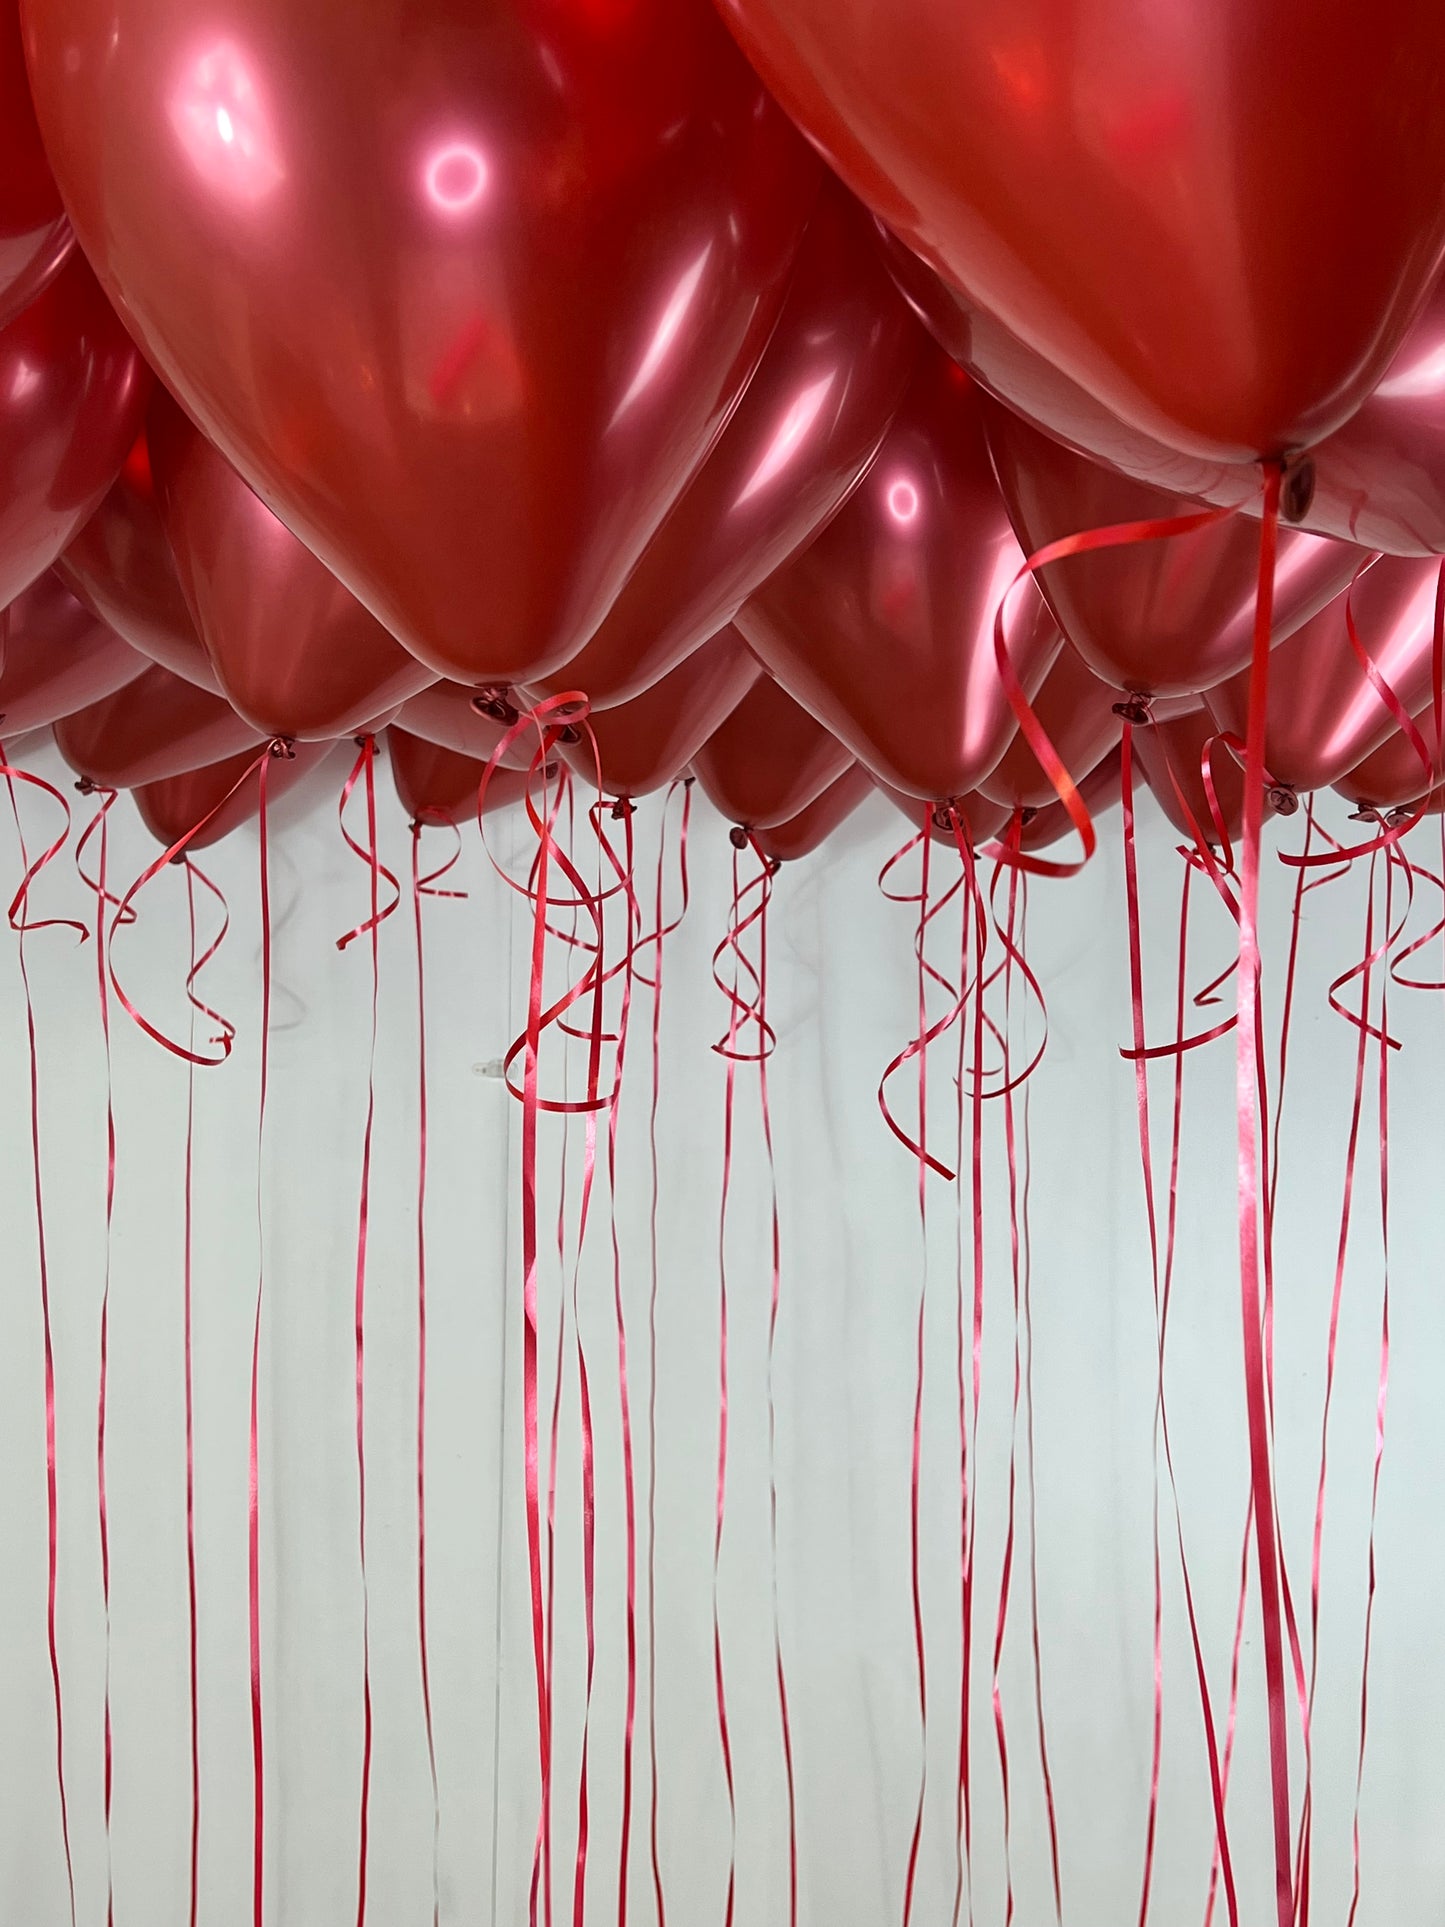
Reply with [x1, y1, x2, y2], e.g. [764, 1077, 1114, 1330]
[5, 0, 1445, 866]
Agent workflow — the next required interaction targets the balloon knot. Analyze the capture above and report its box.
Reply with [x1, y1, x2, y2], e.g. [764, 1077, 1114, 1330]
[1112, 694, 1154, 725]
[471, 687, 518, 725]
[609, 796, 635, 820]
[930, 803, 955, 832]
[75, 776, 99, 796]
[1019, 805, 1038, 826]
[1280, 454, 1317, 524]
[767, 855, 783, 875]
[268, 737, 297, 760]
[1267, 782, 1300, 816]
[728, 824, 750, 849]
[352, 731, 375, 750]
[1348, 803, 1384, 824]
[555, 724, 581, 745]
[1387, 805, 1416, 829]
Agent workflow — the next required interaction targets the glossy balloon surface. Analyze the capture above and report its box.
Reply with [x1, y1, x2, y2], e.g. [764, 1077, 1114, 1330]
[0, 0, 72, 327]
[755, 762, 872, 862]
[984, 396, 1367, 697]
[1017, 744, 1121, 852]
[691, 676, 852, 829]
[1335, 701, 1445, 810]
[534, 181, 919, 710]
[978, 644, 1125, 811]
[1133, 707, 1257, 847]
[24, 0, 819, 685]
[556, 628, 759, 799]
[56, 663, 263, 789]
[388, 726, 537, 825]
[150, 394, 434, 740]
[0, 253, 150, 610]
[740, 355, 1060, 802]
[1207, 558, 1443, 791]
[392, 681, 536, 772]
[59, 429, 219, 691]
[716, 0, 1445, 461]
[134, 737, 334, 849]
[879, 782, 1009, 847]
[0, 571, 146, 735]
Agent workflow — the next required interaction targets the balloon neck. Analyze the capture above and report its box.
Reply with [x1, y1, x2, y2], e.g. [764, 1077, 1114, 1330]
[471, 687, 518, 725]
[268, 737, 297, 761]
[1278, 454, 1317, 525]
[609, 796, 634, 820]
[75, 776, 99, 796]
[1347, 802, 1385, 825]
[729, 824, 751, 849]
[1266, 782, 1299, 816]
[1112, 694, 1154, 725]
[1019, 806, 1038, 826]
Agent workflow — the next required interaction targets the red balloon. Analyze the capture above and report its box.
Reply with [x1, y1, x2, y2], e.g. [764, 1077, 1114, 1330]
[391, 681, 536, 772]
[0, 571, 146, 735]
[739, 353, 1060, 801]
[875, 222, 1255, 507]
[24, 0, 820, 687]
[532, 180, 920, 710]
[1018, 745, 1122, 854]
[983, 396, 1366, 697]
[58, 429, 219, 692]
[388, 725, 540, 825]
[556, 627, 759, 800]
[56, 664, 263, 789]
[1334, 701, 1445, 811]
[714, 0, 1445, 463]
[755, 762, 873, 862]
[0, 251, 150, 609]
[1206, 558, 1443, 792]
[977, 645, 1123, 812]
[0, 0, 72, 328]
[880, 781, 1009, 848]
[1132, 707, 1262, 848]
[134, 738, 337, 850]
[149, 393, 434, 741]
[691, 677, 852, 829]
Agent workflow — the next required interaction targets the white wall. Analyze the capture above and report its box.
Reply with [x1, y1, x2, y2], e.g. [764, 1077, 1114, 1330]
[0, 735, 1441, 1925]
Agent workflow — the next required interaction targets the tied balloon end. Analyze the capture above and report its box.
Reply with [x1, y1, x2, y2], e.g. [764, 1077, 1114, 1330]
[1278, 453, 1317, 526]
[609, 797, 635, 822]
[268, 736, 296, 761]
[470, 686, 518, 726]
[1268, 783, 1300, 818]
[1112, 694, 1155, 726]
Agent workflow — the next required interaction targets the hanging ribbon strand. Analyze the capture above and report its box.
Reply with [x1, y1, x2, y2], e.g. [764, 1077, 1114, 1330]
[250, 748, 278, 1927]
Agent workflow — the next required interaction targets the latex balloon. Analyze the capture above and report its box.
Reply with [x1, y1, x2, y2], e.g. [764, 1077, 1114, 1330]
[978, 645, 1123, 812]
[1335, 701, 1445, 811]
[25, 0, 820, 688]
[0, 251, 150, 610]
[1207, 558, 1443, 793]
[1132, 707, 1263, 848]
[691, 677, 852, 829]
[1298, 285, 1445, 557]
[879, 781, 1009, 848]
[148, 393, 435, 741]
[556, 628, 760, 800]
[1018, 745, 1121, 853]
[714, 0, 1445, 463]
[392, 681, 536, 772]
[58, 429, 219, 692]
[0, 0, 72, 328]
[739, 353, 1060, 802]
[532, 180, 920, 711]
[755, 762, 873, 862]
[56, 664, 263, 789]
[0, 571, 146, 735]
[388, 726, 541, 825]
[134, 738, 335, 850]
[874, 221, 1255, 508]
[983, 396, 1367, 697]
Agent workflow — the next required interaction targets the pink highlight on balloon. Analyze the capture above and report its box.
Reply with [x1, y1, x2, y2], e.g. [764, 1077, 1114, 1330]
[886, 477, 919, 524]
[168, 41, 285, 205]
[423, 141, 490, 214]
[732, 371, 836, 508]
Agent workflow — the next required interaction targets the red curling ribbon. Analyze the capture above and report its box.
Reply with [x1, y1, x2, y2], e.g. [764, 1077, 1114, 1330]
[1387, 825, 1445, 991]
[410, 817, 465, 1927]
[1345, 857, 1394, 1927]
[1119, 736, 1240, 1927]
[77, 787, 119, 1927]
[1, 751, 79, 1927]
[109, 741, 287, 1062]
[982, 818, 1050, 1098]
[250, 751, 276, 1927]
[1235, 462, 1295, 1927]
[877, 817, 970, 1180]
[337, 738, 383, 1926]
[645, 783, 692, 1927]
[991, 496, 1243, 879]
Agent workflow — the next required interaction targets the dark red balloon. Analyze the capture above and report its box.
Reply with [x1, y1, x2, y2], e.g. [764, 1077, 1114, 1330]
[691, 677, 852, 829]
[391, 681, 536, 772]
[1132, 707, 1261, 848]
[715, 0, 1445, 463]
[0, 0, 72, 328]
[58, 429, 220, 692]
[0, 251, 150, 610]
[149, 393, 434, 741]
[1017, 745, 1122, 854]
[0, 571, 146, 735]
[56, 664, 263, 789]
[532, 180, 920, 710]
[755, 762, 873, 862]
[983, 396, 1365, 697]
[25, 0, 820, 687]
[739, 353, 1060, 801]
[879, 781, 1009, 848]
[134, 738, 337, 850]
[1334, 701, 1445, 811]
[388, 725, 540, 825]
[556, 628, 759, 800]
[977, 645, 1124, 812]
[1206, 558, 1443, 793]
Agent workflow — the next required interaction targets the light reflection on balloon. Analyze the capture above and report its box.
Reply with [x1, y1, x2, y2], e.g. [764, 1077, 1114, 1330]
[168, 41, 285, 205]
[732, 371, 835, 507]
[609, 242, 713, 423]
[886, 477, 919, 523]
[423, 141, 490, 214]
